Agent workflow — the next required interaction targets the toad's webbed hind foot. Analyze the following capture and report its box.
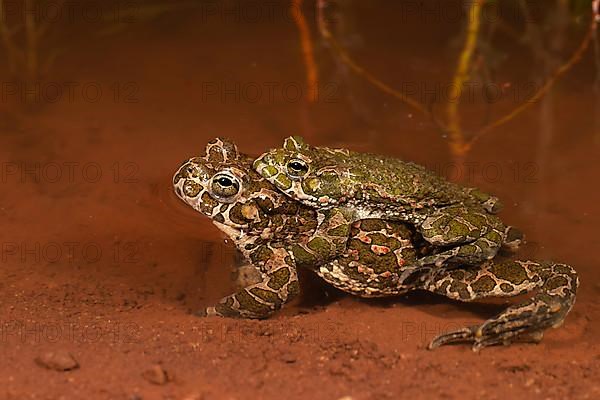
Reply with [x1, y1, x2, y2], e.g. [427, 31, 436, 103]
[424, 260, 578, 351]
[428, 325, 546, 351]
[428, 298, 563, 351]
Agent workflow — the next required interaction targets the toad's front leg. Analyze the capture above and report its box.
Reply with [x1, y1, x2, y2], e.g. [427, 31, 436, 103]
[197, 248, 300, 319]
[424, 260, 578, 351]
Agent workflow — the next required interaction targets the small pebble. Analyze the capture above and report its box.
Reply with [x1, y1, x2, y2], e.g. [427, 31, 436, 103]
[280, 352, 297, 364]
[142, 364, 169, 385]
[35, 351, 79, 371]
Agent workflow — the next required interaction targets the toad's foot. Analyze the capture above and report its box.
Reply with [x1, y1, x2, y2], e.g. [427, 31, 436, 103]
[428, 297, 568, 351]
[424, 260, 578, 351]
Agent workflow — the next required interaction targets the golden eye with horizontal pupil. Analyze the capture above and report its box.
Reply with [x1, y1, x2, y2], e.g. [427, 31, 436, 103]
[210, 173, 241, 201]
[286, 159, 309, 178]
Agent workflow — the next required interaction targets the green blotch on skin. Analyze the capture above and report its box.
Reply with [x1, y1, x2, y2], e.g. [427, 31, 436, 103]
[500, 283, 515, 293]
[357, 219, 386, 232]
[267, 268, 291, 290]
[307, 237, 332, 255]
[544, 276, 569, 291]
[275, 173, 292, 190]
[427, 215, 473, 241]
[461, 212, 487, 230]
[485, 230, 503, 243]
[449, 281, 471, 300]
[368, 232, 400, 250]
[458, 244, 477, 256]
[327, 224, 350, 238]
[468, 188, 490, 202]
[234, 290, 272, 317]
[554, 264, 574, 275]
[287, 280, 301, 298]
[251, 246, 274, 265]
[214, 304, 241, 318]
[471, 275, 497, 293]
[305, 178, 320, 193]
[490, 262, 528, 285]
[487, 201, 503, 213]
[449, 220, 478, 241]
[450, 270, 465, 280]
[290, 245, 315, 266]
[214, 297, 240, 318]
[250, 287, 282, 306]
[262, 165, 279, 178]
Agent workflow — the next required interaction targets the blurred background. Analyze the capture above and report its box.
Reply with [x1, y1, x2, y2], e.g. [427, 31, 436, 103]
[1, 1, 599, 399]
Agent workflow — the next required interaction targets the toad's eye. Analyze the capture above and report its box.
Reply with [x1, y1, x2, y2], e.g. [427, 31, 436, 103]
[210, 173, 241, 201]
[287, 159, 309, 178]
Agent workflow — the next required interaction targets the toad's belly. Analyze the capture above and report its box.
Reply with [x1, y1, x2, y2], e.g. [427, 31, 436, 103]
[315, 260, 427, 298]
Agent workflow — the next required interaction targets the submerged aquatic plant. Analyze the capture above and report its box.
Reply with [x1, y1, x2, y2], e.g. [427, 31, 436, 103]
[292, 0, 600, 163]
[0, 0, 65, 81]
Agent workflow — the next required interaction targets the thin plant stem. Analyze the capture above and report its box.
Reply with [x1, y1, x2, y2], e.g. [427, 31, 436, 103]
[446, 0, 485, 158]
[316, 0, 431, 117]
[24, 0, 38, 81]
[0, 0, 22, 73]
[304, 1, 599, 158]
[291, 0, 319, 103]
[468, 1, 599, 151]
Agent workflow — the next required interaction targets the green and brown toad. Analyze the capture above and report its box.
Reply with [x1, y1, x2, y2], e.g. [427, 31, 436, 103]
[174, 138, 578, 351]
[253, 136, 510, 269]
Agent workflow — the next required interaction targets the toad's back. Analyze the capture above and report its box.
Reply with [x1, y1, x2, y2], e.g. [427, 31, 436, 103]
[313, 147, 472, 207]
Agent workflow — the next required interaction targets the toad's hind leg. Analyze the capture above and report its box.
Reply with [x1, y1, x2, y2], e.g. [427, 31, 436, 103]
[417, 206, 506, 267]
[423, 260, 578, 351]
